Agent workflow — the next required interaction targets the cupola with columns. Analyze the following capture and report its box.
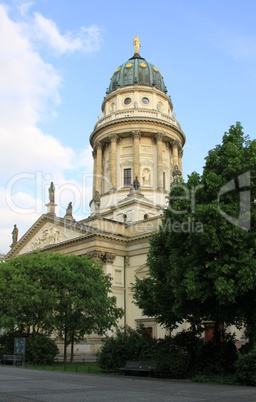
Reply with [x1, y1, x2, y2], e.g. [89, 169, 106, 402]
[89, 37, 185, 223]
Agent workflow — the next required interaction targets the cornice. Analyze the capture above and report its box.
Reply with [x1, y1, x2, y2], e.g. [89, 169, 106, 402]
[90, 116, 185, 146]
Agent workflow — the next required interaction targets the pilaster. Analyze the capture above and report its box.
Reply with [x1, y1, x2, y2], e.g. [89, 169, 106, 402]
[132, 130, 141, 180]
[109, 134, 118, 190]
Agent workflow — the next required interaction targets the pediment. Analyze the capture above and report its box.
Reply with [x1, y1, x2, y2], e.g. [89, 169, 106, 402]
[6, 214, 95, 260]
[19, 221, 82, 255]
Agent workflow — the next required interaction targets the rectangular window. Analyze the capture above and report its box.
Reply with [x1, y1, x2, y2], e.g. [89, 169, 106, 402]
[124, 168, 131, 186]
[163, 172, 166, 190]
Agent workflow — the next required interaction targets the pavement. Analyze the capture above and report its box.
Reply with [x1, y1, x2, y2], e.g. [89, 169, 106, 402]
[0, 365, 256, 401]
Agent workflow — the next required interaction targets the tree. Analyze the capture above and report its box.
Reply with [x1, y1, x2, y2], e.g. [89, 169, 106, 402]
[49, 253, 123, 362]
[0, 252, 123, 362]
[0, 252, 57, 334]
[133, 122, 256, 346]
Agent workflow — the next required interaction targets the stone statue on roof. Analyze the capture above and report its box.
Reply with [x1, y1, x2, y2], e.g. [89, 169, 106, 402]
[11, 224, 18, 247]
[133, 176, 140, 190]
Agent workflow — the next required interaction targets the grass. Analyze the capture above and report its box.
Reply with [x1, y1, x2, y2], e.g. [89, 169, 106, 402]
[23, 361, 103, 374]
[192, 374, 238, 385]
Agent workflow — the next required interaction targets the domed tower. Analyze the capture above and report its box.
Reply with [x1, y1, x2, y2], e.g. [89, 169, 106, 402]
[90, 37, 185, 222]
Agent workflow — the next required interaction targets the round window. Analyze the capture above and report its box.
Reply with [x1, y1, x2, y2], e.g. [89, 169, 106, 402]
[141, 97, 149, 104]
[124, 97, 132, 105]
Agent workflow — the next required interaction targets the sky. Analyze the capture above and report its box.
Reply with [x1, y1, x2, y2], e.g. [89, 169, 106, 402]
[1, 0, 256, 254]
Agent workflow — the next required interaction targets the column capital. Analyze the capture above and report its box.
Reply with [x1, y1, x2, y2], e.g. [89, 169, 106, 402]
[94, 141, 103, 150]
[86, 251, 116, 264]
[104, 252, 116, 264]
[172, 140, 181, 149]
[109, 133, 119, 142]
[87, 250, 105, 260]
[132, 130, 141, 139]
[155, 131, 164, 142]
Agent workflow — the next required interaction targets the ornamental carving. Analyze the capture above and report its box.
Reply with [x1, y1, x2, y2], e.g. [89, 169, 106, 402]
[105, 253, 116, 264]
[124, 256, 130, 267]
[22, 222, 83, 253]
[172, 140, 181, 149]
[155, 132, 164, 142]
[109, 133, 119, 143]
[142, 168, 151, 186]
[132, 130, 141, 139]
[94, 141, 103, 151]
[87, 251, 116, 264]
[87, 251, 105, 260]
[141, 146, 151, 153]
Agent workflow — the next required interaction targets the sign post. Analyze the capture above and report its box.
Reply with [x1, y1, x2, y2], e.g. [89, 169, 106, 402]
[14, 337, 26, 366]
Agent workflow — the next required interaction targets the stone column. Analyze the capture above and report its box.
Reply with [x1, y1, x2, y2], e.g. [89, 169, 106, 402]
[109, 134, 118, 190]
[155, 132, 164, 189]
[92, 150, 96, 195]
[172, 140, 180, 168]
[132, 130, 141, 180]
[178, 148, 183, 175]
[95, 141, 103, 193]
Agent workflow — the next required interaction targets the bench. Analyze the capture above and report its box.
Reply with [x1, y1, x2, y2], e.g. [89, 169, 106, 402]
[119, 360, 157, 377]
[1, 354, 23, 365]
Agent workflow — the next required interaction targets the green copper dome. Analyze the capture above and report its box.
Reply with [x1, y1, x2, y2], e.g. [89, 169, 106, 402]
[107, 52, 168, 95]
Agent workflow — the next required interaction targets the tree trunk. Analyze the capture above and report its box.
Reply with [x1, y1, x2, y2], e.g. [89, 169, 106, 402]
[70, 334, 74, 363]
[246, 319, 256, 350]
[64, 326, 67, 369]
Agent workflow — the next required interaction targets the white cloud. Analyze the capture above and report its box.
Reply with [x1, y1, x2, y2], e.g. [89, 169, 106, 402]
[0, 5, 61, 126]
[0, 4, 96, 254]
[33, 12, 103, 54]
[18, 1, 34, 17]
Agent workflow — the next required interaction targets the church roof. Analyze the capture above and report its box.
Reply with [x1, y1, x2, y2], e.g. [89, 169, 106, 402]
[107, 40, 168, 95]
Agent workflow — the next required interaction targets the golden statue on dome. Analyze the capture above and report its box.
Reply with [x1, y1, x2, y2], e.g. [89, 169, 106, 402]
[133, 36, 141, 54]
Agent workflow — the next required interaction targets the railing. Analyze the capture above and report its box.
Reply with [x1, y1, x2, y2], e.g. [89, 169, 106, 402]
[94, 109, 181, 130]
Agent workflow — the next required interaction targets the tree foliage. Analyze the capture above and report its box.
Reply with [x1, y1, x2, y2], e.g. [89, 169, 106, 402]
[133, 122, 256, 345]
[0, 252, 123, 361]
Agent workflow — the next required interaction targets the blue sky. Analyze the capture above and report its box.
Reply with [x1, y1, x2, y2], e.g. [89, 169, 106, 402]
[1, 0, 256, 253]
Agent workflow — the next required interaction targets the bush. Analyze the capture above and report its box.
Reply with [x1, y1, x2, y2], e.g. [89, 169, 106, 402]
[97, 327, 239, 379]
[26, 333, 59, 364]
[235, 347, 256, 385]
[153, 332, 204, 379]
[198, 333, 238, 375]
[97, 328, 204, 378]
[96, 326, 156, 371]
[0, 332, 59, 365]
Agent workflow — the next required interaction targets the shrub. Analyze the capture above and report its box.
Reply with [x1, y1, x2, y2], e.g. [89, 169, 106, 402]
[96, 326, 156, 371]
[26, 333, 59, 364]
[153, 332, 204, 379]
[235, 347, 256, 385]
[0, 332, 59, 365]
[198, 333, 238, 375]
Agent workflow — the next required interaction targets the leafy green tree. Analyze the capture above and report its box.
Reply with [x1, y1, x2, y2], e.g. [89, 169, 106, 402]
[49, 253, 123, 362]
[0, 253, 57, 334]
[0, 252, 123, 362]
[133, 122, 256, 346]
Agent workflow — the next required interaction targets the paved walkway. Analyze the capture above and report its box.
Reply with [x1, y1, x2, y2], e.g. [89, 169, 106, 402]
[0, 366, 256, 401]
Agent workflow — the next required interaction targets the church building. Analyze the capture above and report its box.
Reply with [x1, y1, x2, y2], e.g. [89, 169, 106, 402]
[5, 37, 186, 353]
